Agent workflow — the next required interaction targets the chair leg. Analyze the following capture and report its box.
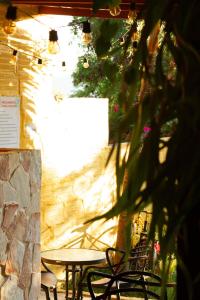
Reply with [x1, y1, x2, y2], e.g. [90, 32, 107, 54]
[53, 287, 58, 300]
[41, 285, 50, 300]
[77, 283, 83, 299]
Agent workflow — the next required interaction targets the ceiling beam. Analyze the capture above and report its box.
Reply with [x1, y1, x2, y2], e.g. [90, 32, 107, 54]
[13, 0, 145, 4]
[12, 0, 145, 18]
[38, 6, 130, 18]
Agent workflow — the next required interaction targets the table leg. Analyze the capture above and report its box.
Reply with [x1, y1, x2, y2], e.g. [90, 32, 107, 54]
[76, 266, 83, 300]
[72, 265, 76, 299]
[66, 265, 69, 299]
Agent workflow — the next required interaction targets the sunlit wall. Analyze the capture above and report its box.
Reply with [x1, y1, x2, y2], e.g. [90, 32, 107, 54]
[0, 9, 120, 260]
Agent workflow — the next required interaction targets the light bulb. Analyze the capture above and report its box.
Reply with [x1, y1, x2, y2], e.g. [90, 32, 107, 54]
[82, 33, 92, 46]
[48, 30, 59, 54]
[37, 58, 43, 70]
[3, 20, 16, 35]
[62, 61, 67, 71]
[83, 58, 89, 69]
[119, 37, 125, 45]
[9, 49, 18, 65]
[109, 6, 121, 16]
[3, 5, 17, 35]
[82, 21, 92, 45]
[131, 31, 138, 42]
[127, 1, 137, 24]
[48, 41, 59, 54]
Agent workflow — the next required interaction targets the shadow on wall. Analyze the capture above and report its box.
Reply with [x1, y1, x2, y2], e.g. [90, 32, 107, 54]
[40, 143, 125, 251]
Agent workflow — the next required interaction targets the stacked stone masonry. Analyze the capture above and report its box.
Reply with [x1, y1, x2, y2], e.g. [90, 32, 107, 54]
[0, 149, 41, 300]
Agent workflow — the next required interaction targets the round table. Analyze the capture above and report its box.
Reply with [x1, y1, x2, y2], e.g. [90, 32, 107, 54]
[41, 248, 106, 299]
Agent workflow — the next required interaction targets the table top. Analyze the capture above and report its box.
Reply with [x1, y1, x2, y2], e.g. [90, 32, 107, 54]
[41, 248, 106, 266]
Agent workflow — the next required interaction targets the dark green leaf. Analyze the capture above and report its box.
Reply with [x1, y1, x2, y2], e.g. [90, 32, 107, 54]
[124, 66, 138, 85]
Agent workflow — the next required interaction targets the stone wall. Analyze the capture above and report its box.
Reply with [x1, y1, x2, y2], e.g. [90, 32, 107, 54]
[0, 149, 41, 300]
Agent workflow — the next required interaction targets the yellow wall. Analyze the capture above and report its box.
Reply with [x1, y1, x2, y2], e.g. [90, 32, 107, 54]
[0, 7, 120, 261]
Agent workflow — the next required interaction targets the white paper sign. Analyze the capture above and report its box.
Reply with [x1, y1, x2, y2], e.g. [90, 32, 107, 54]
[0, 96, 20, 148]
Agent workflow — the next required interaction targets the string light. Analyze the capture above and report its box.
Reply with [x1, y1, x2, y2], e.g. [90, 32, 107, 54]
[82, 21, 92, 46]
[0, 41, 46, 70]
[131, 30, 138, 42]
[61, 61, 67, 71]
[3, 5, 17, 35]
[48, 29, 59, 54]
[9, 49, 18, 65]
[83, 57, 89, 69]
[1, 7, 138, 74]
[37, 58, 43, 65]
[109, 6, 121, 17]
[37, 58, 43, 70]
[119, 37, 125, 45]
[127, 1, 137, 24]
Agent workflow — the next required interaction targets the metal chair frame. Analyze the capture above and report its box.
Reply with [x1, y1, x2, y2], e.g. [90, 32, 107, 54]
[77, 247, 126, 299]
[87, 270, 168, 300]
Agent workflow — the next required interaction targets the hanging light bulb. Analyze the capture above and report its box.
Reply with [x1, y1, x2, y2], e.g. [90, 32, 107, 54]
[9, 49, 18, 65]
[82, 21, 92, 46]
[62, 61, 67, 71]
[119, 37, 125, 45]
[3, 5, 17, 35]
[109, 6, 121, 17]
[131, 30, 138, 42]
[36, 58, 43, 70]
[37, 58, 42, 65]
[48, 30, 59, 54]
[83, 57, 89, 69]
[127, 1, 137, 24]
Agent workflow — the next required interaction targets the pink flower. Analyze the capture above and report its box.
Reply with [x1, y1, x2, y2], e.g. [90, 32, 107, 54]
[143, 126, 151, 133]
[113, 103, 119, 112]
[154, 241, 160, 254]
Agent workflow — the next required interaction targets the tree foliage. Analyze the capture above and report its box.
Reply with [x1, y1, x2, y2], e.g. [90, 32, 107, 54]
[82, 0, 200, 298]
[71, 17, 127, 142]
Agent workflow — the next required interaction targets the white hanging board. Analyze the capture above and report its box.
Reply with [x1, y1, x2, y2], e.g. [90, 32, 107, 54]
[0, 96, 20, 148]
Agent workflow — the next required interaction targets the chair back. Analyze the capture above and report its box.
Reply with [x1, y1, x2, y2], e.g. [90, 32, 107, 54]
[87, 270, 167, 300]
[105, 247, 126, 275]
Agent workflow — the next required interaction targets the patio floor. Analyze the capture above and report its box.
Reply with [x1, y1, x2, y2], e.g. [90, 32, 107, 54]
[39, 290, 91, 299]
[39, 290, 141, 299]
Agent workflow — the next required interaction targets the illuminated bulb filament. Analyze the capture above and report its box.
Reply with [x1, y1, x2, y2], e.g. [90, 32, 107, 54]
[83, 58, 89, 69]
[10, 49, 18, 65]
[109, 6, 121, 16]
